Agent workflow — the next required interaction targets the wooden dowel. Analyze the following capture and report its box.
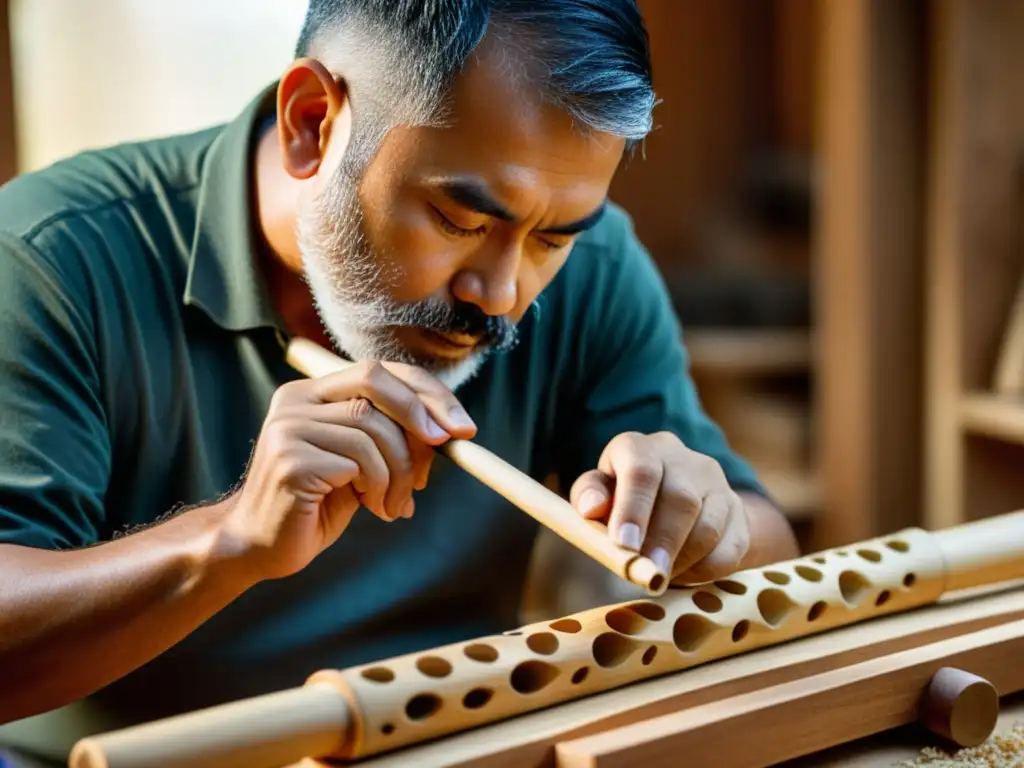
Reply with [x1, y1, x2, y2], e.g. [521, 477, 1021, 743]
[283, 337, 666, 595]
[932, 509, 1024, 592]
[68, 684, 350, 768]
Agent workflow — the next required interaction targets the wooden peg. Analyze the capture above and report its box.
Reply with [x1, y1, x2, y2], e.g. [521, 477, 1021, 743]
[920, 666, 1000, 747]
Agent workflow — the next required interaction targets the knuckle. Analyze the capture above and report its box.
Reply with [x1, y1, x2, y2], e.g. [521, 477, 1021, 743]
[357, 360, 384, 389]
[661, 479, 702, 516]
[344, 397, 374, 423]
[654, 430, 683, 449]
[624, 461, 661, 489]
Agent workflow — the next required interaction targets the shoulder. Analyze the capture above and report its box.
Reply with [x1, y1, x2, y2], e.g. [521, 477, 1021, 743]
[0, 126, 218, 244]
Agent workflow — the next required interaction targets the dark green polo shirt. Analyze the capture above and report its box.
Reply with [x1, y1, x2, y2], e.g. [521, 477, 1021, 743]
[0, 85, 764, 724]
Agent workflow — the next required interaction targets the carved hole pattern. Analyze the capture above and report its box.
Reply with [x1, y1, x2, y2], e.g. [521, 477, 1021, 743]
[876, 590, 891, 606]
[857, 548, 882, 563]
[714, 580, 748, 595]
[795, 565, 824, 582]
[406, 693, 442, 720]
[592, 633, 640, 668]
[605, 607, 647, 635]
[464, 644, 499, 663]
[627, 602, 667, 621]
[757, 589, 794, 626]
[673, 614, 716, 653]
[463, 688, 493, 709]
[812, 556, 827, 565]
[416, 656, 452, 678]
[381, 723, 395, 736]
[550, 618, 583, 633]
[885, 540, 910, 553]
[361, 667, 395, 683]
[807, 601, 827, 621]
[510, 660, 560, 694]
[839, 570, 872, 605]
[732, 620, 750, 642]
[763, 570, 791, 585]
[692, 591, 723, 613]
[642, 645, 658, 665]
[904, 573, 917, 588]
[526, 632, 559, 655]
[572, 666, 590, 684]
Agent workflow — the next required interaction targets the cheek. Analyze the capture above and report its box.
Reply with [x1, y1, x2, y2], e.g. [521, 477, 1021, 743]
[362, 198, 468, 302]
[512, 248, 573, 321]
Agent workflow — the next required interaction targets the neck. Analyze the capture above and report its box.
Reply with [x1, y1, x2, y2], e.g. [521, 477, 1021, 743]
[253, 121, 333, 349]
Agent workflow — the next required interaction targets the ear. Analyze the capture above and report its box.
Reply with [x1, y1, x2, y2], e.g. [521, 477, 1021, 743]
[276, 57, 347, 180]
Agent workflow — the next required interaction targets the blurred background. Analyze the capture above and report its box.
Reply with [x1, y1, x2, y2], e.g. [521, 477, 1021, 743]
[1, 0, 1022, 578]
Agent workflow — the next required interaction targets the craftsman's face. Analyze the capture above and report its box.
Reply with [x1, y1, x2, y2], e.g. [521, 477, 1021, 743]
[295, 40, 625, 389]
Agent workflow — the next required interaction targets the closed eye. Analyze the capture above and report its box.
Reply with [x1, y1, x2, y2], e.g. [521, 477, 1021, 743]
[430, 204, 485, 237]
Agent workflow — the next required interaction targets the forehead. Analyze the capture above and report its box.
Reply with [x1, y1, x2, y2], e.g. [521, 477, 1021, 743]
[369, 36, 626, 207]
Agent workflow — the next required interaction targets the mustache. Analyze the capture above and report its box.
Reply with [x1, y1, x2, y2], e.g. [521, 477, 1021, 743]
[402, 298, 519, 353]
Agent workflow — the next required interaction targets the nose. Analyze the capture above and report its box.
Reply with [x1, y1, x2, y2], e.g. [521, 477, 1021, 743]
[450, 236, 520, 318]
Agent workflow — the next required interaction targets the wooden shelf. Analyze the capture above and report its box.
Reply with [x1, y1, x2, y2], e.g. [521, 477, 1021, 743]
[684, 329, 812, 376]
[960, 393, 1024, 446]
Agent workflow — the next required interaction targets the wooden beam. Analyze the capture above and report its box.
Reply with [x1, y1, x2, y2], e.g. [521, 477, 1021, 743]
[0, 0, 15, 184]
[553, 619, 1024, 767]
[814, 0, 926, 546]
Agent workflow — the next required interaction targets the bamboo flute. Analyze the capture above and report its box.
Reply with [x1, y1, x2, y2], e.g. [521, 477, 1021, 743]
[69, 508, 1024, 768]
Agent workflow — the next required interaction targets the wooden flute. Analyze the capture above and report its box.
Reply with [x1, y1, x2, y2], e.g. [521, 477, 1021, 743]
[281, 336, 666, 595]
[69, 508, 1024, 768]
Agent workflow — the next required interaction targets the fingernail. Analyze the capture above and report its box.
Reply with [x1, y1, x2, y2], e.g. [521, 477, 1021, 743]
[616, 522, 642, 550]
[402, 498, 415, 518]
[651, 547, 672, 576]
[423, 416, 448, 440]
[578, 489, 605, 516]
[449, 406, 475, 429]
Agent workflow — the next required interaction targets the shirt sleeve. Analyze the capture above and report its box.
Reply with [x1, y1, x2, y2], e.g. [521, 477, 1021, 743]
[0, 231, 111, 549]
[552, 211, 768, 499]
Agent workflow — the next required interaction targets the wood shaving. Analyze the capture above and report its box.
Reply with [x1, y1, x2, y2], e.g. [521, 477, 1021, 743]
[897, 723, 1024, 767]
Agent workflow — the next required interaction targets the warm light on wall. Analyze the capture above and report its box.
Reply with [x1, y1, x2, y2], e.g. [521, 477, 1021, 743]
[9, 0, 308, 172]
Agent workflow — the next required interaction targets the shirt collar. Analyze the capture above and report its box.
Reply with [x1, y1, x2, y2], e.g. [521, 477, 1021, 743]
[183, 83, 282, 333]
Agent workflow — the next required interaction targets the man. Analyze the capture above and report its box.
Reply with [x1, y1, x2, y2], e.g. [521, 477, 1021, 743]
[0, 0, 799, 756]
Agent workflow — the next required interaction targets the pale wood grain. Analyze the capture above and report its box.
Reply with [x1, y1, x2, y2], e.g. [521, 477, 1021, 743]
[553, 619, 1024, 768]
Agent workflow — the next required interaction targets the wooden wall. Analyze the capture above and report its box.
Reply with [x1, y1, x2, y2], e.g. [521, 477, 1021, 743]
[0, 0, 16, 184]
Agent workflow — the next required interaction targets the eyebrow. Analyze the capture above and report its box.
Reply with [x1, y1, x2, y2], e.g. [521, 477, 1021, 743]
[434, 178, 607, 236]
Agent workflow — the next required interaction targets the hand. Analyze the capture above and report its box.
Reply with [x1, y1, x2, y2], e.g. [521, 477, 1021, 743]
[569, 431, 750, 584]
[217, 360, 477, 580]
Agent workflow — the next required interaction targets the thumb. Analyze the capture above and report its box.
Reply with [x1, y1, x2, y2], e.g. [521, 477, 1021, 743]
[569, 470, 615, 520]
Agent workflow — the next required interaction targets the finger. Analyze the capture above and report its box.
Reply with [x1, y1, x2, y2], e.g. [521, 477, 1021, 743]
[304, 398, 416, 521]
[289, 420, 392, 521]
[668, 489, 730, 578]
[637, 474, 704, 578]
[275, 443, 361, 517]
[406, 433, 436, 494]
[319, 486, 361, 545]
[310, 361, 453, 446]
[597, 433, 664, 551]
[569, 470, 614, 520]
[380, 361, 478, 439]
[676, 493, 751, 583]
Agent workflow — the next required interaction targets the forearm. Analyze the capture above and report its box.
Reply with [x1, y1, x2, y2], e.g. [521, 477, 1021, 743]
[0, 497, 255, 724]
[739, 491, 801, 569]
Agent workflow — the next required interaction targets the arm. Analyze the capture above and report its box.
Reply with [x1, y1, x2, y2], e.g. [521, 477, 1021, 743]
[0, 505, 257, 724]
[0, 233, 474, 724]
[553, 210, 799, 580]
[0, 233, 255, 723]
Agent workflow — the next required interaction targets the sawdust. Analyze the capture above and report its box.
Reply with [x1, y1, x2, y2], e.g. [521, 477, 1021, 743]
[896, 723, 1024, 767]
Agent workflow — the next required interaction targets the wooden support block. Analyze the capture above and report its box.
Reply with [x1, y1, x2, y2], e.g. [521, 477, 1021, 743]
[921, 666, 999, 747]
[552, 618, 1024, 768]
